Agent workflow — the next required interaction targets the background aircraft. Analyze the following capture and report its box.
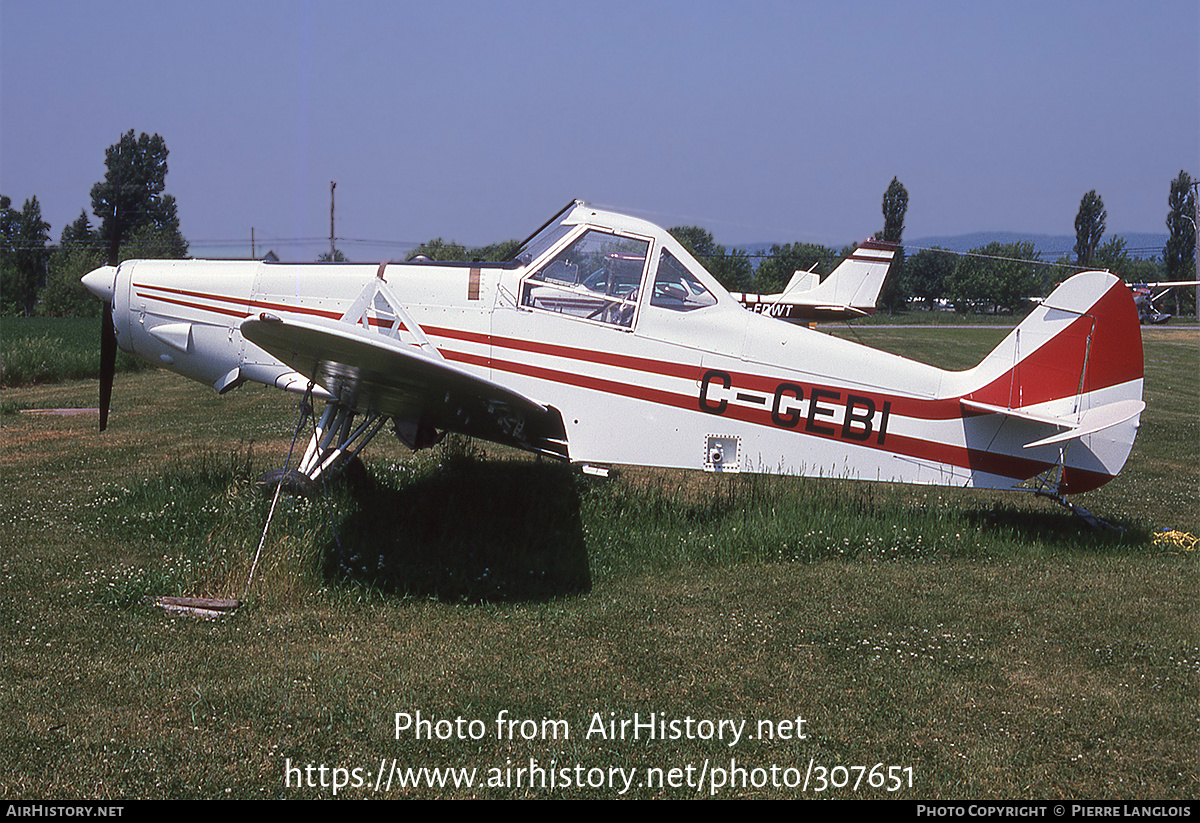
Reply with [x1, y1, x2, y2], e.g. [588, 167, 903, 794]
[732, 239, 896, 322]
[1129, 280, 1200, 324]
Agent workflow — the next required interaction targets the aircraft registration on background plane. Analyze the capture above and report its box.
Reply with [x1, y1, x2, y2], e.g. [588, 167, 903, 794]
[81, 200, 1145, 505]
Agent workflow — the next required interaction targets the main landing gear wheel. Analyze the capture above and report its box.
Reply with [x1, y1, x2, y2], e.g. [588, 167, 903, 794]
[258, 468, 316, 497]
[258, 455, 374, 497]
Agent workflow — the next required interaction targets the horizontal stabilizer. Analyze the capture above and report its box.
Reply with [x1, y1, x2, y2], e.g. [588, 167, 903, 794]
[960, 398, 1073, 428]
[1022, 399, 1145, 449]
[810, 304, 871, 317]
[961, 398, 1145, 449]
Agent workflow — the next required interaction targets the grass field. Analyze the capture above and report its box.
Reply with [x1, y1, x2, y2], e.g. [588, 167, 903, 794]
[0, 324, 1195, 799]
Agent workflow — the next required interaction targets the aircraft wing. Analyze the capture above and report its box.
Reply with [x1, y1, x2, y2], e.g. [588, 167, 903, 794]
[241, 316, 569, 459]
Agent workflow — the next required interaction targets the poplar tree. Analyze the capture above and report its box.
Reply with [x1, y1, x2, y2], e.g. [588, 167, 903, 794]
[1164, 171, 1195, 280]
[878, 177, 908, 313]
[1074, 190, 1106, 267]
[3, 197, 52, 315]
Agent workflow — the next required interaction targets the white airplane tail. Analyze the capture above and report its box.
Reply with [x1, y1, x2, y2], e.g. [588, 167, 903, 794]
[957, 271, 1144, 494]
[780, 239, 897, 315]
[736, 239, 897, 321]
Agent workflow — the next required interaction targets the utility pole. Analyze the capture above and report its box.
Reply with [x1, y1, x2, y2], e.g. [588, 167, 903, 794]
[251, 227, 255, 260]
[330, 181, 337, 261]
[1193, 180, 1198, 320]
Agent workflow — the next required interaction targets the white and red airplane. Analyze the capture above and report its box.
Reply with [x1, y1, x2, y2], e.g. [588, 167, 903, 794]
[733, 239, 896, 322]
[1129, 280, 1200, 325]
[81, 200, 1144, 501]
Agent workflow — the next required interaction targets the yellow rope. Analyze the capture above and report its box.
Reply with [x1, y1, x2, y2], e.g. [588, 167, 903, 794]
[1153, 530, 1198, 551]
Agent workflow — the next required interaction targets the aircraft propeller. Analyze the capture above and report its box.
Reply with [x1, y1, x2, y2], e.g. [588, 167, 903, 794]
[99, 300, 117, 431]
[80, 264, 120, 432]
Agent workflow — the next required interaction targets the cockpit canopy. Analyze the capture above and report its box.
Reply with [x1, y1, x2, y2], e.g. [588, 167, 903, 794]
[515, 201, 720, 329]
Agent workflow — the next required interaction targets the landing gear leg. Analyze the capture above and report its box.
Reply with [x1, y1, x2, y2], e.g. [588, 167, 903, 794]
[259, 399, 388, 495]
[1034, 489, 1123, 532]
[294, 401, 388, 487]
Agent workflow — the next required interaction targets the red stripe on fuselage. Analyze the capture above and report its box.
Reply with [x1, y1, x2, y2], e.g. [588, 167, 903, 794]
[467, 343, 1067, 486]
[136, 282, 414, 331]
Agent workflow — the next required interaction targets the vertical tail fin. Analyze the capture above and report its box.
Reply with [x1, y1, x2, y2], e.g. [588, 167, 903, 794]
[798, 239, 896, 315]
[959, 271, 1144, 493]
[735, 239, 897, 321]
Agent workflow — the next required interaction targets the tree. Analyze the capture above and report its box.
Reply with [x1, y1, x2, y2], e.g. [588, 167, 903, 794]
[947, 242, 1042, 314]
[1164, 171, 1195, 281]
[905, 247, 955, 310]
[878, 177, 909, 312]
[0, 197, 51, 315]
[118, 223, 187, 262]
[0, 196, 17, 314]
[668, 226, 752, 292]
[1074, 190, 1106, 267]
[61, 210, 99, 249]
[880, 177, 908, 244]
[405, 238, 521, 264]
[470, 239, 521, 262]
[39, 211, 103, 317]
[1163, 171, 1197, 317]
[90, 131, 188, 261]
[1093, 237, 1131, 276]
[1119, 255, 1163, 286]
[407, 238, 468, 261]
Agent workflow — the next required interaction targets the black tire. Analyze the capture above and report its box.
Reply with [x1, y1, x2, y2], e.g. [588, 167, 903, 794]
[258, 468, 317, 497]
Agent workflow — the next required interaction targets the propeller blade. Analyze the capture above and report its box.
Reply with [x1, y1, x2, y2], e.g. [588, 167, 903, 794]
[99, 301, 116, 431]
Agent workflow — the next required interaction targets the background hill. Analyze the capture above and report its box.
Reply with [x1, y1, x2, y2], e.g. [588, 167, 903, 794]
[906, 232, 1168, 260]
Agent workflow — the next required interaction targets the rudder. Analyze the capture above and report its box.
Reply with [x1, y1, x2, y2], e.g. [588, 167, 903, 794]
[960, 271, 1144, 493]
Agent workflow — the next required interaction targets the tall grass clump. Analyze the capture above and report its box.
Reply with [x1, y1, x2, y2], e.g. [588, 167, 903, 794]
[1, 317, 150, 387]
[579, 470, 1149, 579]
[0, 336, 98, 386]
[90, 451, 331, 608]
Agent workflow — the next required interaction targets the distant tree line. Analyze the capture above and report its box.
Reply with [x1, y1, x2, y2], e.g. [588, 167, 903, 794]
[685, 174, 1195, 315]
[892, 173, 1194, 315]
[404, 171, 1193, 318]
[5, 132, 1193, 320]
[404, 237, 522, 264]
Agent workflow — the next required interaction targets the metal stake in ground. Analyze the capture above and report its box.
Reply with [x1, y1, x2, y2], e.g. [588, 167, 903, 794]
[243, 385, 315, 601]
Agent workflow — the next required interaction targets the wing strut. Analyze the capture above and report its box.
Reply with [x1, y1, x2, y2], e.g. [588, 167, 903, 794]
[341, 263, 444, 359]
[295, 401, 388, 484]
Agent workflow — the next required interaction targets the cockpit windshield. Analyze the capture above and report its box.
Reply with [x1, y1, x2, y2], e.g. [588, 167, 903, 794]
[650, 249, 717, 312]
[521, 229, 650, 328]
[511, 201, 580, 266]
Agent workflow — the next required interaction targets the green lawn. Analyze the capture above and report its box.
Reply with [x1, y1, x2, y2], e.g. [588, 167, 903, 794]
[0, 325, 1195, 798]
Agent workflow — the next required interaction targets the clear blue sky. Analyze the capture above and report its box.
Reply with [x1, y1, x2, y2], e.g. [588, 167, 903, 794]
[2, 0, 1196, 261]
